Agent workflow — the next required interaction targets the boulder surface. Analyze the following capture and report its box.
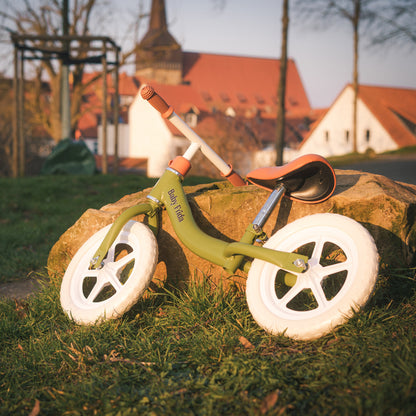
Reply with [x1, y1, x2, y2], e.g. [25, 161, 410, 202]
[48, 170, 416, 288]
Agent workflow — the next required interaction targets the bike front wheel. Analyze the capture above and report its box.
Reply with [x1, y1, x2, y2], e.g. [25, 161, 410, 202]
[246, 213, 378, 340]
[60, 220, 158, 325]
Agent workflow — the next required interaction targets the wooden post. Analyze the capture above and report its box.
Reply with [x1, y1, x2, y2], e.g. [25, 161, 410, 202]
[101, 42, 108, 174]
[275, 0, 289, 166]
[61, 0, 71, 140]
[18, 48, 25, 177]
[12, 45, 19, 178]
[352, 0, 360, 153]
[113, 48, 120, 175]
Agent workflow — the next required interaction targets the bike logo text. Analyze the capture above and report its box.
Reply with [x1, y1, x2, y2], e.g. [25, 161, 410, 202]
[168, 189, 185, 222]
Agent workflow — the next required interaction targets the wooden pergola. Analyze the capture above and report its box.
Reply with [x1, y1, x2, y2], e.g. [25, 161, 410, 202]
[11, 33, 121, 176]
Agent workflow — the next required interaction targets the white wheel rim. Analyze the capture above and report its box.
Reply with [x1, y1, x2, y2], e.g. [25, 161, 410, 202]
[69, 227, 142, 310]
[260, 225, 358, 320]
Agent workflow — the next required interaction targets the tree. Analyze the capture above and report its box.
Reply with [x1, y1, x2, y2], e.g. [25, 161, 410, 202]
[0, 78, 14, 176]
[0, 0, 141, 144]
[366, 0, 416, 48]
[294, 0, 415, 154]
[275, 0, 289, 166]
[191, 113, 260, 178]
[295, 0, 377, 154]
[1, 1, 97, 141]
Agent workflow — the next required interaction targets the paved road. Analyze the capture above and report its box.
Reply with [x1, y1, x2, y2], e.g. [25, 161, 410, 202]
[338, 154, 416, 185]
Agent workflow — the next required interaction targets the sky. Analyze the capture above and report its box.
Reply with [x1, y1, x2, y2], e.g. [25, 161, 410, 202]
[1, 0, 414, 109]
[115, 0, 416, 109]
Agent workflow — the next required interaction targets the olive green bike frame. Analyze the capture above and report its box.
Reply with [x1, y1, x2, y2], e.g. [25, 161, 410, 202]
[90, 167, 308, 275]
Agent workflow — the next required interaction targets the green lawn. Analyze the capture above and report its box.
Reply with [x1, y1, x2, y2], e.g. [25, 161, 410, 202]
[328, 145, 416, 167]
[0, 174, 415, 415]
[0, 174, 212, 284]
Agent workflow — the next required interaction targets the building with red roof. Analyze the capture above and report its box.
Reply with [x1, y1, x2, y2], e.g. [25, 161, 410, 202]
[181, 52, 310, 117]
[90, 0, 315, 175]
[297, 84, 416, 158]
[77, 0, 416, 175]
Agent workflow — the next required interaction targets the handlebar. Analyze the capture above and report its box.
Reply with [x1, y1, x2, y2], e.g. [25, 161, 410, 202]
[140, 85, 246, 187]
[140, 85, 173, 119]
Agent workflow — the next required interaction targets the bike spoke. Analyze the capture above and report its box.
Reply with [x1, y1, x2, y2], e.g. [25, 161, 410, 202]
[106, 271, 123, 292]
[85, 263, 124, 302]
[311, 236, 326, 263]
[84, 268, 99, 277]
[113, 252, 135, 269]
[309, 275, 329, 309]
[321, 260, 352, 276]
[278, 282, 305, 308]
[86, 278, 108, 302]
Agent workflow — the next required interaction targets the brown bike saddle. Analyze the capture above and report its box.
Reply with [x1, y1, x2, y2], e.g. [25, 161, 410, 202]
[246, 154, 336, 203]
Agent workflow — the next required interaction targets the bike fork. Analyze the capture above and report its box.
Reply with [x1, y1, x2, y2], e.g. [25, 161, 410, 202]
[89, 202, 159, 269]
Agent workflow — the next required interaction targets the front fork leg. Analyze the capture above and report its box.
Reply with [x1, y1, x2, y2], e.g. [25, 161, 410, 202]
[89, 202, 159, 269]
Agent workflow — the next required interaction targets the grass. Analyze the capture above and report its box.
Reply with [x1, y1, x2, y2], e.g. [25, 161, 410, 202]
[0, 173, 416, 414]
[327, 145, 416, 167]
[1, 270, 416, 415]
[0, 173, 213, 284]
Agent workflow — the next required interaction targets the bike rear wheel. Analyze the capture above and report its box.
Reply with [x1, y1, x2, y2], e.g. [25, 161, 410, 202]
[60, 220, 158, 325]
[246, 213, 378, 340]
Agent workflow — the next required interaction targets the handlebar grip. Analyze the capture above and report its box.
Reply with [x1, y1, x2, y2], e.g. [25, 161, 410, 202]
[140, 85, 174, 118]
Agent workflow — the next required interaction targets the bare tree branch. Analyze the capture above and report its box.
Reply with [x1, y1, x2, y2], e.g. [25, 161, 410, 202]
[0, 0, 136, 142]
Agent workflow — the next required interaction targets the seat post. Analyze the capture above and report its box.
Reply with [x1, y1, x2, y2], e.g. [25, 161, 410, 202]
[252, 184, 286, 231]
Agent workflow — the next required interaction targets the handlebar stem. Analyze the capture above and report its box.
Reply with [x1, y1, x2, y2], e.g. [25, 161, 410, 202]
[140, 85, 246, 186]
[167, 111, 232, 175]
[183, 142, 201, 161]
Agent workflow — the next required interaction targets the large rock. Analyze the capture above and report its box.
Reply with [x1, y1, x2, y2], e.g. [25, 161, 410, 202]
[48, 170, 416, 288]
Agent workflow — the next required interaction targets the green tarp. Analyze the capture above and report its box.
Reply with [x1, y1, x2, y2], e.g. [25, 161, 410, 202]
[42, 139, 96, 175]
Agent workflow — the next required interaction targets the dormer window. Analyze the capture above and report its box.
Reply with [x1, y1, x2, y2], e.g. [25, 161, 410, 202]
[201, 91, 212, 101]
[255, 95, 265, 105]
[289, 97, 299, 106]
[184, 112, 198, 127]
[220, 92, 230, 102]
[237, 93, 247, 103]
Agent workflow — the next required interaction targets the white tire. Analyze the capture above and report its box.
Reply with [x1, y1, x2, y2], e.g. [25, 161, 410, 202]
[60, 220, 158, 325]
[246, 213, 378, 340]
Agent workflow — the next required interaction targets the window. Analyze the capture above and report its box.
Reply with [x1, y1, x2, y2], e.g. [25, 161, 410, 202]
[219, 92, 230, 102]
[237, 93, 247, 103]
[201, 91, 212, 101]
[365, 129, 371, 142]
[184, 113, 197, 127]
[289, 97, 299, 106]
[345, 130, 350, 143]
[120, 95, 133, 106]
[324, 130, 330, 142]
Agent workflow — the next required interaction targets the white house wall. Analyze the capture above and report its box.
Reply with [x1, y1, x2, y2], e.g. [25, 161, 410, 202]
[298, 86, 398, 158]
[129, 95, 173, 177]
[97, 124, 130, 157]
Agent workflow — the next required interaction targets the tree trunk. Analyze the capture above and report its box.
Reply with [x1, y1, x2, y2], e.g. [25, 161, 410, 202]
[352, 0, 360, 153]
[275, 0, 289, 166]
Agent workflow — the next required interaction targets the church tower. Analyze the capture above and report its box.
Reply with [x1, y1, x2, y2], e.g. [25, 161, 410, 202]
[135, 0, 183, 85]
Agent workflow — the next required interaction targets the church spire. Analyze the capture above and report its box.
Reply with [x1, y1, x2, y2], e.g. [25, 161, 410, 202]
[149, 0, 168, 32]
[136, 0, 183, 84]
[138, 0, 180, 53]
